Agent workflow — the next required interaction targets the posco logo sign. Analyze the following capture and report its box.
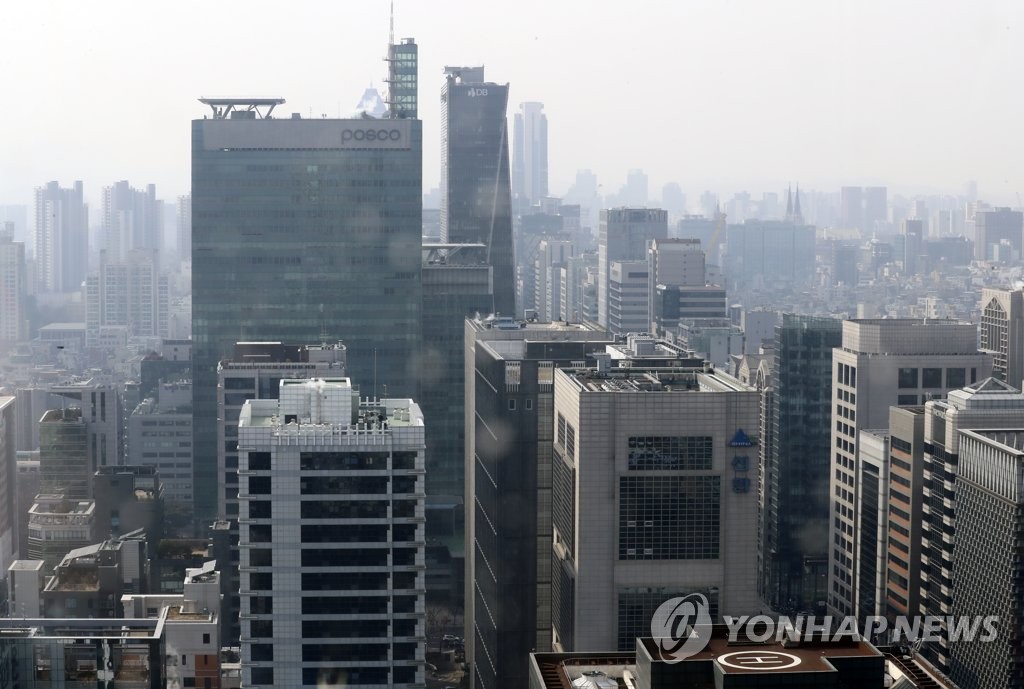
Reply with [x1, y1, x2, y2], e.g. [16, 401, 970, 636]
[339, 122, 410, 149]
[341, 128, 402, 144]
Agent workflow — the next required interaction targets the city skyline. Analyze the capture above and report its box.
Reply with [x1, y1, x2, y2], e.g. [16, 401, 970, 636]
[3, 1, 1024, 206]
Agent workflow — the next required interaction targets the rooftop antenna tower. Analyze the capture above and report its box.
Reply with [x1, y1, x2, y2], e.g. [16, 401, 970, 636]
[389, 0, 394, 46]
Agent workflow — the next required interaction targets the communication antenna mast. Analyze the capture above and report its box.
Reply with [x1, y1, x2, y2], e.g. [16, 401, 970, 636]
[389, 0, 395, 46]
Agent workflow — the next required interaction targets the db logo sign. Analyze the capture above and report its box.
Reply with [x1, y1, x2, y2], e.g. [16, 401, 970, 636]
[466, 88, 489, 97]
[650, 594, 713, 663]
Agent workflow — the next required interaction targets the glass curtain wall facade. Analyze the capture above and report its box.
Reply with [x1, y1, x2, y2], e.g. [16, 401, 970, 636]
[440, 68, 515, 316]
[191, 116, 422, 524]
[760, 315, 842, 614]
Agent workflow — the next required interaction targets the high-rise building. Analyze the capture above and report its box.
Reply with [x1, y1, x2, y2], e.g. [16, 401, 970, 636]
[533, 238, 573, 321]
[884, 405, 924, 623]
[918, 378, 1024, 672]
[420, 247, 492, 548]
[465, 317, 611, 689]
[176, 194, 191, 262]
[548, 363, 760, 652]
[50, 380, 122, 469]
[38, 409, 90, 499]
[759, 315, 841, 614]
[216, 341, 347, 645]
[607, 260, 649, 334]
[34, 180, 87, 293]
[840, 186, 864, 231]
[901, 218, 924, 276]
[949, 429, 1024, 689]
[101, 181, 163, 261]
[191, 97, 422, 524]
[0, 397, 16, 573]
[722, 219, 815, 288]
[237, 378, 425, 688]
[385, 37, 418, 119]
[512, 101, 548, 208]
[559, 252, 596, 324]
[980, 286, 1024, 388]
[854, 427, 890, 622]
[85, 249, 169, 346]
[648, 238, 727, 336]
[598, 208, 667, 327]
[827, 319, 992, 617]
[128, 380, 193, 505]
[0, 227, 28, 342]
[864, 186, 888, 233]
[974, 207, 1023, 260]
[440, 66, 515, 315]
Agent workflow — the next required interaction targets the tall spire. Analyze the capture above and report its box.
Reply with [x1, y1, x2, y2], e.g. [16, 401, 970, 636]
[786, 185, 793, 219]
[794, 184, 803, 222]
[389, 0, 394, 45]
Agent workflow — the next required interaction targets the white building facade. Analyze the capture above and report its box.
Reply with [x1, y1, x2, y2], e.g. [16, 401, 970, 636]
[237, 378, 425, 688]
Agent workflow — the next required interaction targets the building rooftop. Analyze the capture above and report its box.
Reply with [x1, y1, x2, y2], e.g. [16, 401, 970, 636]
[561, 367, 752, 395]
[530, 633, 953, 689]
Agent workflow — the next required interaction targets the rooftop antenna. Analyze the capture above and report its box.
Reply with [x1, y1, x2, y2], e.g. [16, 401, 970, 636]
[389, 0, 395, 45]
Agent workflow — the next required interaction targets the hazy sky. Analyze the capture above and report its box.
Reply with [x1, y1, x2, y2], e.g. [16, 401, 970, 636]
[3, 0, 1024, 211]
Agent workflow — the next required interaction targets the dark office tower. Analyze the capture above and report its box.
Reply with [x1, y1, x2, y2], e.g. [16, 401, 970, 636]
[464, 316, 612, 689]
[386, 37, 418, 118]
[191, 98, 422, 525]
[512, 102, 548, 208]
[598, 208, 668, 327]
[864, 186, 887, 233]
[759, 315, 841, 614]
[950, 429, 1024, 689]
[916, 379, 1024, 673]
[440, 66, 515, 315]
[34, 180, 87, 293]
[840, 186, 864, 232]
[420, 246, 492, 556]
[974, 206, 1023, 260]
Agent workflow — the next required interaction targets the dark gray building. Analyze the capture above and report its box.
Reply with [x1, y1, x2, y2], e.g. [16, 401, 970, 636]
[465, 317, 612, 689]
[440, 66, 515, 316]
[191, 99, 422, 525]
[420, 246, 492, 551]
[759, 314, 841, 615]
[950, 429, 1024, 689]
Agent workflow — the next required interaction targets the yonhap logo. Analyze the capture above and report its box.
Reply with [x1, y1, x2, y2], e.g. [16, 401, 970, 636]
[650, 594, 713, 663]
[341, 128, 402, 144]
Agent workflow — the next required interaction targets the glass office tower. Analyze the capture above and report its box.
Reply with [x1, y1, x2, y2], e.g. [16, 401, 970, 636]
[191, 103, 422, 524]
[440, 67, 515, 316]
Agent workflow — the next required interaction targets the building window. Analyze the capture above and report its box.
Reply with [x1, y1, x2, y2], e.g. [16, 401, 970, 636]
[922, 368, 942, 388]
[946, 367, 966, 388]
[898, 368, 918, 388]
[897, 394, 918, 406]
[557, 413, 566, 447]
[619, 475, 720, 560]
[566, 423, 576, 460]
[627, 436, 713, 470]
[508, 399, 516, 411]
[202, 633, 210, 645]
[525, 398, 533, 410]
